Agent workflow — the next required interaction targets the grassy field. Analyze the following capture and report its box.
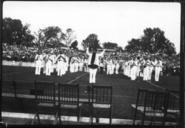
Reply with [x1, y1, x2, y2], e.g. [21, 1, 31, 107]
[2, 65, 180, 124]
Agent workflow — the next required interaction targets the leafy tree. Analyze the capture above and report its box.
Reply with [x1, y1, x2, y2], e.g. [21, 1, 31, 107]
[125, 39, 142, 53]
[34, 26, 66, 49]
[22, 24, 35, 47]
[34, 29, 45, 49]
[125, 28, 176, 56]
[82, 33, 101, 51]
[103, 42, 118, 49]
[42, 26, 62, 47]
[4, 18, 23, 45]
[3, 17, 34, 46]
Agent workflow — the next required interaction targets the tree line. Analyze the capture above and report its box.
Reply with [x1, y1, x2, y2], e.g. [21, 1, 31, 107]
[3, 17, 177, 56]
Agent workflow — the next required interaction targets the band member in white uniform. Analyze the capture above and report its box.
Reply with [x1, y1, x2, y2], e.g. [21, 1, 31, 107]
[42, 52, 47, 74]
[56, 58, 64, 76]
[35, 52, 43, 75]
[148, 59, 154, 81]
[86, 47, 105, 84]
[79, 58, 84, 72]
[45, 54, 53, 76]
[115, 60, 120, 74]
[83, 58, 88, 72]
[70, 56, 78, 73]
[49, 52, 56, 74]
[127, 59, 133, 78]
[111, 60, 115, 75]
[122, 60, 126, 75]
[74, 58, 79, 72]
[106, 59, 112, 75]
[56, 53, 67, 76]
[139, 58, 145, 77]
[124, 61, 129, 76]
[154, 58, 163, 82]
[136, 57, 141, 77]
[130, 57, 138, 80]
[143, 58, 150, 81]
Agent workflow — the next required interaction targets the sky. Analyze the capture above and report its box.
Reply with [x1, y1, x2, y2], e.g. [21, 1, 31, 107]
[3, 2, 181, 53]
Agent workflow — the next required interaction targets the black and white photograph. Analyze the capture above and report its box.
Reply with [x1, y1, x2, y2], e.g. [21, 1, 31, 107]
[1, 1, 183, 126]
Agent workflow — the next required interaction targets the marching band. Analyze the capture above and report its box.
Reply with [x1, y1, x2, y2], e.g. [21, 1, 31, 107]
[34, 48, 164, 82]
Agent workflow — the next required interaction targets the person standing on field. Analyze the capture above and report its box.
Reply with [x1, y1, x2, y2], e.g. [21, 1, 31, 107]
[45, 53, 53, 76]
[154, 58, 163, 82]
[35, 51, 43, 75]
[86, 47, 105, 84]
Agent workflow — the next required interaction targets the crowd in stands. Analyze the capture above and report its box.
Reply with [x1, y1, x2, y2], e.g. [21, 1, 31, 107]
[3, 43, 37, 62]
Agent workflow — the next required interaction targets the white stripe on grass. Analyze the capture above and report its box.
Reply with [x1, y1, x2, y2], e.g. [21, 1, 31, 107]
[67, 73, 87, 84]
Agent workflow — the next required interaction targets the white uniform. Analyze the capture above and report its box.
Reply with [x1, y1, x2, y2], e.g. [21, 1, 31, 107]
[42, 54, 47, 74]
[123, 61, 128, 76]
[106, 60, 112, 75]
[70, 57, 78, 73]
[79, 59, 84, 72]
[139, 60, 145, 77]
[70, 61, 75, 73]
[56, 55, 67, 76]
[57, 59, 65, 76]
[64, 55, 69, 73]
[148, 60, 154, 81]
[115, 61, 120, 74]
[130, 60, 138, 80]
[49, 54, 56, 73]
[45, 56, 53, 76]
[122, 62, 125, 75]
[84, 59, 88, 72]
[127, 60, 133, 78]
[154, 60, 163, 81]
[111, 61, 115, 75]
[74, 61, 79, 72]
[136, 61, 141, 77]
[143, 60, 150, 81]
[35, 54, 43, 75]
